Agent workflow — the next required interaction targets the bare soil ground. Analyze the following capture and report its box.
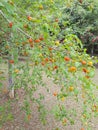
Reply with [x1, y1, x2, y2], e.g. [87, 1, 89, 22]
[0, 62, 98, 130]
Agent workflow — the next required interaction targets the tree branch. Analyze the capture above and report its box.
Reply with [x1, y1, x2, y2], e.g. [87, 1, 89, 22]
[0, 10, 10, 23]
[17, 28, 31, 39]
[0, 10, 31, 39]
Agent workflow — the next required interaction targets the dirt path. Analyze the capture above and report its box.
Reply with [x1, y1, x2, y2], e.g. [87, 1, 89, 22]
[0, 64, 98, 130]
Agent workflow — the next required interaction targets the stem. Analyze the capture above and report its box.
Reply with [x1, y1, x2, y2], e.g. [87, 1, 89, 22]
[17, 28, 31, 39]
[8, 33, 15, 98]
[0, 10, 31, 39]
[0, 10, 10, 23]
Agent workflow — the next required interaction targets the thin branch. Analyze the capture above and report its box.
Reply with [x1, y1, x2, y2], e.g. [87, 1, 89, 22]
[0, 10, 32, 39]
[17, 28, 31, 39]
[0, 10, 10, 23]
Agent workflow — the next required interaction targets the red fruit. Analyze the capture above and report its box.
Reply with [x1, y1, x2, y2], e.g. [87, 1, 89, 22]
[27, 16, 32, 21]
[9, 22, 13, 28]
[29, 38, 33, 43]
[64, 57, 70, 61]
[53, 65, 58, 70]
[39, 37, 44, 41]
[82, 68, 89, 73]
[9, 60, 14, 64]
[34, 39, 40, 43]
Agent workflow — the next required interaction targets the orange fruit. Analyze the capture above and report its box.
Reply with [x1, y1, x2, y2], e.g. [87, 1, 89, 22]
[80, 128, 85, 130]
[64, 57, 70, 61]
[48, 47, 53, 51]
[44, 58, 49, 62]
[28, 38, 33, 43]
[9, 60, 14, 64]
[82, 68, 89, 73]
[69, 66, 77, 72]
[53, 92, 58, 96]
[41, 61, 45, 66]
[34, 39, 40, 43]
[81, 60, 86, 65]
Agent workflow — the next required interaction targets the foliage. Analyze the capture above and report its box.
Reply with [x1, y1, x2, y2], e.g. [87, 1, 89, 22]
[0, 0, 98, 129]
[59, 0, 98, 53]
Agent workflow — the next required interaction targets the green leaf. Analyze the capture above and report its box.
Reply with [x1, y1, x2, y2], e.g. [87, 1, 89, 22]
[75, 62, 81, 67]
[0, 2, 4, 7]
[88, 71, 95, 77]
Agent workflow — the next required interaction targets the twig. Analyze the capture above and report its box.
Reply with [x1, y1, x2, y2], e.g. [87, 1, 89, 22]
[17, 28, 31, 39]
[0, 10, 32, 39]
[0, 10, 10, 23]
